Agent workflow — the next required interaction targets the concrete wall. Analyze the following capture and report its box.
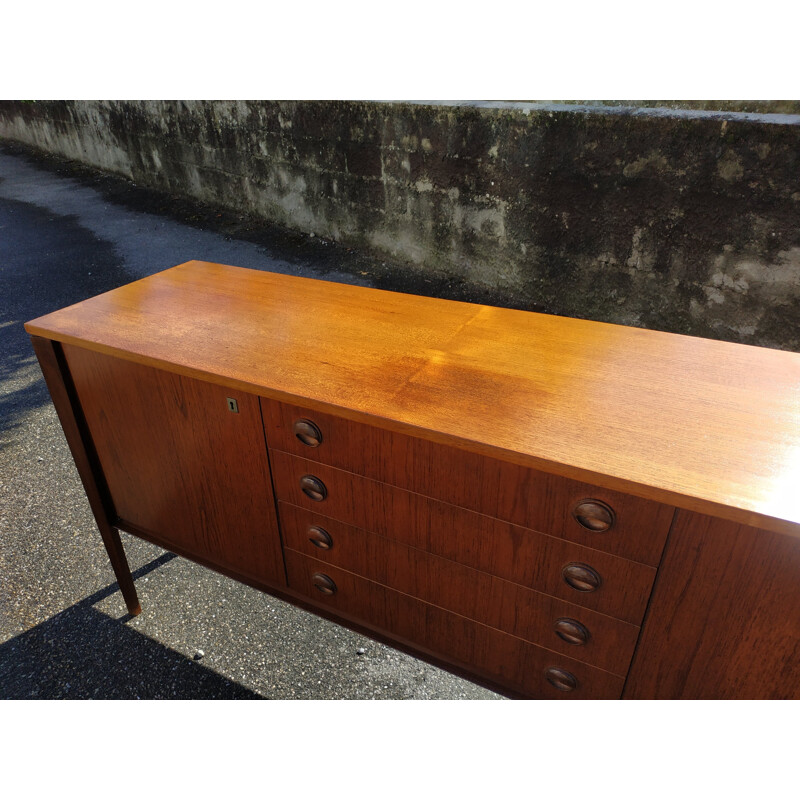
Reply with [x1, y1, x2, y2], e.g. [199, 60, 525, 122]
[2, 100, 800, 351]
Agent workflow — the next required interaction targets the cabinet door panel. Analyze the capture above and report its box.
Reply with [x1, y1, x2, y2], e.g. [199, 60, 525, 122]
[63, 344, 285, 587]
[624, 511, 800, 699]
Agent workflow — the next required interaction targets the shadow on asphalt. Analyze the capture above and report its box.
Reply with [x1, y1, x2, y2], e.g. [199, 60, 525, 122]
[0, 553, 264, 699]
[0, 193, 135, 445]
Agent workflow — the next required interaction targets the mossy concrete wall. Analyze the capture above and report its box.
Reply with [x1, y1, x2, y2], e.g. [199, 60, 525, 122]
[2, 100, 799, 350]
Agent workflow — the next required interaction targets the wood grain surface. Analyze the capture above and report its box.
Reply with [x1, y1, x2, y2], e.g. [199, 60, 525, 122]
[624, 511, 800, 699]
[25, 261, 800, 539]
[280, 503, 640, 675]
[285, 550, 626, 699]
[271, 459, 657, 625]
[264, 398, 674, 565]
[62, 343, 286, 588]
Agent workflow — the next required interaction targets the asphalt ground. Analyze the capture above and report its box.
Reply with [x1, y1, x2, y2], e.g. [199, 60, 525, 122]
[0, 144, 501, 700]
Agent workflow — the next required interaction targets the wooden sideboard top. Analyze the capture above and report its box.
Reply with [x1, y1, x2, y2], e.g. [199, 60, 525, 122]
[25, 260, 800, 538]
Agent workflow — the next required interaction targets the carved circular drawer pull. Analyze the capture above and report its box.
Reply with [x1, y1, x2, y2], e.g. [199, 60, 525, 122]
[545, 667, 578, 692]
[553, 618, 590, 646]
[562, 562, 602, 592]
[300, 474, 327, 501]
[312, 572, 337, 595]
[294, 419, 323, 447]
[572, 499, 615, 532]
[308, 525, 333, 550]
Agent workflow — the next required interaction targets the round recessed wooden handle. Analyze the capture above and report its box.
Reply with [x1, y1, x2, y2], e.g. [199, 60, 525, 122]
[308, 525, 333, 550]
[562, 562, 602, 592]
[300, 474, 327, 501]
[545, 667, 578, 692]
[294, 419, 323, 447]
[572, 499, 615, 532]
[312, 572, 337, 595]
[553, 618, 591, 646]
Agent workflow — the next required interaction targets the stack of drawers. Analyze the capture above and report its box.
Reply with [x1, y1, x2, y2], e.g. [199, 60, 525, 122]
[262, 398, 675, 699]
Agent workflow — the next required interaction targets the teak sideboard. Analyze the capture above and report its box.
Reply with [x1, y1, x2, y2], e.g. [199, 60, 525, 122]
[25, 261, 800, 699]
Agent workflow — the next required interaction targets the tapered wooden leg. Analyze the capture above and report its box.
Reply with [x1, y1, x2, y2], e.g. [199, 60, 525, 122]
[97, 526, 142, 615]
[30, 335, 142, 615]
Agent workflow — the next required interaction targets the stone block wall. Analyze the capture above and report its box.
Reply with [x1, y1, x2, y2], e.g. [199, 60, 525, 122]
[2, 100, 799, 350]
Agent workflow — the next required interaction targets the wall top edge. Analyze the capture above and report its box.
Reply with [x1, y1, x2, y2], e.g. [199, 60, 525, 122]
[3, 99, 800, 126]
[372, 100, 800, 126]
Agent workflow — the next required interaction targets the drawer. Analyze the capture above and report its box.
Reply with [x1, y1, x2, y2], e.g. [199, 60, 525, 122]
[285, 550, 625, 699]
[262, 398, 674, 566]
[270, 452, 657, 624]
[281, 502, 639, 675]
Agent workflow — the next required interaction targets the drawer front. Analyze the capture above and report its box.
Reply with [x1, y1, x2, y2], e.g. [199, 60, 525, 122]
[262, 399, 673, 566]
[281, 503, 639, 675]
[270, 451, 656, 624]
[285, 550, 625, 699]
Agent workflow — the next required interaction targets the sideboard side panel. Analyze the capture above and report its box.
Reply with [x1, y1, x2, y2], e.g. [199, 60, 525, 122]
[62, 344, 286, 588]
[30, 335, 142, 615]
[623, 510, 800, 699]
